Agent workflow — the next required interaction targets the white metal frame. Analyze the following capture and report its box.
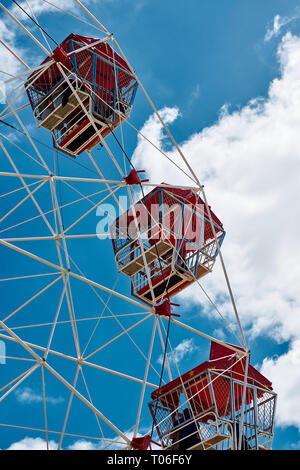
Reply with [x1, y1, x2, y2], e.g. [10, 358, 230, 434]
[0, 0, 252, 451]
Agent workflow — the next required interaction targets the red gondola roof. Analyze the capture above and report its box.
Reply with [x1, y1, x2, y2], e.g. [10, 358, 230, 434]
[113, 185, 224, 231]
[151, 342, 272, 400]
[28, 33, 131, 79]
[158, 185, 223, 229]
[59, 33, 131, 72]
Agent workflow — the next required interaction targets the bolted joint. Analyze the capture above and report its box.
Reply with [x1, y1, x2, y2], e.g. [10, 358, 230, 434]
[154, 300, 180, 319]
[124, 169, 149, 186]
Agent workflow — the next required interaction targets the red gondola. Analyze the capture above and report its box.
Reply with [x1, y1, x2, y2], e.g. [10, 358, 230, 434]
[26, 34, 138, 157]
[111, 185, 225, 305]
[149, 342, 276, 450]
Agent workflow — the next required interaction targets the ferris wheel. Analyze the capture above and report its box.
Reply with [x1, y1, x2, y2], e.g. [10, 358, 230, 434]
[0, 0, 277, 451]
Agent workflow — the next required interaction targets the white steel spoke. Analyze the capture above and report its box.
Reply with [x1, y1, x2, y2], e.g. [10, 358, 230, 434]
[0, 331, 158, 387]
[66, 254, 163, 380]
[58, 65, 125, 179]
[1, 64, 51, 116]
[238, 353, 250, 450]
[43, 276, 68, 361]
[24, 0, 52, 54]
[0, 313, 147, 332]
[0, 102, 30, 119]
[0, 272, 59, 282]
[83, 80, 199, 184]
[133, 315, 157, 438]
[0, 172, 126, 185]
[0, 185, 113, 235]
[165, 238, 243, 346]
[1, 95, 52, 175]
[69, 270, 152, 311]
[0, 365, 38, 394]
[126, 185, 157, 305]
[1, 62, 55, 86]
[81, 360, 157, 389]
[0, 179, 47, 226]
[44, 361, 131, 445]
[64, 276, 81, 359]
[63, 184, 121, 234]
[0, 355, 36, 362]
[0, 142, 54, 235]
[58, 364, 80, 450]
[0, 38, 30, 70]
[50, 167, 81, 358]
[74, 0, 109, 34]
[0, 239, 150, 311]
[171, 317, 245, 355]
[2, 273, 64, 323]
[0, 363, 40, 403]
[0, 178, 44, 200]
[0, 332, 78, 362]
[156, 319, 172, 382]
[0, 135, 50, 170]
[41, 365, 49, 450]
[41, 0, 104, 32]
[80, 367, 105, 440]
[83, 313, 153, 361]
[86, 151, 125, 210]
[2, 237, 56, 242]
[0, 422, 125, 444]
[82, 275, 121, 357]
[0, 3, 50, 56]
[0, 320, 42, 362]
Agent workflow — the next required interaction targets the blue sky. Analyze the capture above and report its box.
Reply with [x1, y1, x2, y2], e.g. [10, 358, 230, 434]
[0, 0, 300, 450]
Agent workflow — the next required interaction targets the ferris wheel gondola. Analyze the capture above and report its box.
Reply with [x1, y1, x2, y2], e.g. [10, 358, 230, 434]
[26, 33, 138, 157]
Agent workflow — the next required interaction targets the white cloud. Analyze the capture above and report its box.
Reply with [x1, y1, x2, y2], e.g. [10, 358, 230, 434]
[0, 17, 25, 79]
[265, 13, 300, 42]
[6, 437, 101, 450]
[7, 437, 57, 450]
[291, 440, 300, 449]
[10, 0, 76, 19]
[6, 432, 159, 451]
[15, 387, 64, 405]
[212, 328, 226, 341]
[133, 33, 300, 431]
[15, 387, 43, 404]
[134, 106, 180, 156]
[0, 0, 90, 79]
[133, 32, 300, 344]
[261, 340, 300, 431]
[265, 15, 289, 41]
[67, 439, 104, 450]
[157, 338, 198, 365]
